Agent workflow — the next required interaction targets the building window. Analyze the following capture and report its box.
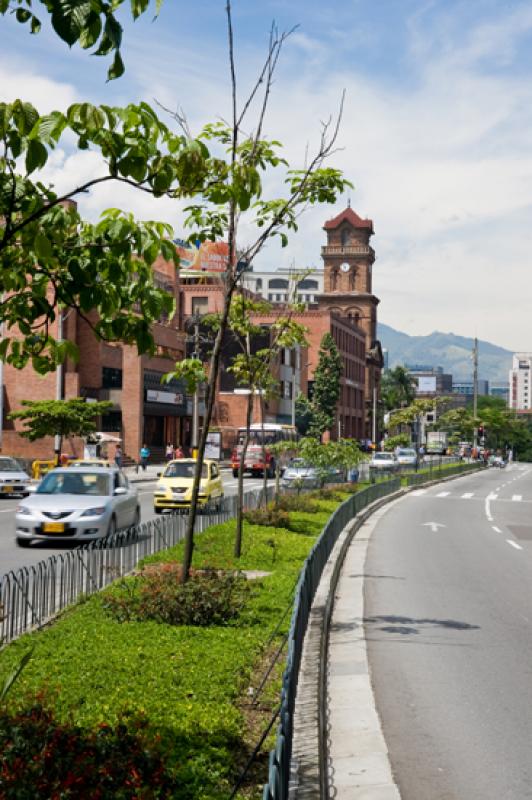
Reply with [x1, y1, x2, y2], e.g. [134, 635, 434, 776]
[191, 296, 209, 316]
[268, 278, 289, 290]
[102, 367, 123, 389]
[283, 380, 292, 398]
[101, 410, 122, 432]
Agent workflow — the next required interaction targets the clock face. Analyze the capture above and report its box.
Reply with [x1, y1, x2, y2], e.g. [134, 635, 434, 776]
[340, 262, 350, 273]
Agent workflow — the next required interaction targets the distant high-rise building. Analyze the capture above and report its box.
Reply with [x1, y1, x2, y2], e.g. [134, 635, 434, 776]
[509, 354, 532, 411]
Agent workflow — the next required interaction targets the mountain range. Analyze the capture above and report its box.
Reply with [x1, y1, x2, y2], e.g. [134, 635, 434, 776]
[377, 323, 512, 385]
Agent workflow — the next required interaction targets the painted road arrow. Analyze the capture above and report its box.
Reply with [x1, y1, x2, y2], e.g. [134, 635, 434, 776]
[422, 522, 447, 532]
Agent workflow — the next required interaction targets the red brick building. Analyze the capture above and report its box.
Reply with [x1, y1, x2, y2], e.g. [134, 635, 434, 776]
[2, 255, 188, 463]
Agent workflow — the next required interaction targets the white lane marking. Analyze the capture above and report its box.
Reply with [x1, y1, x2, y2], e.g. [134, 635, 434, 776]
[462, 492, 474, 499]
[437, 491, 450, 497]
[422, 522, 446, 532]
[492, 526, 502, 533]
[410, 489, 427, 496]
[512, 495, 523, 502]
[507, 540, 523, 551]
[485, 493, 495, 522]
[0, 508, 14, 513]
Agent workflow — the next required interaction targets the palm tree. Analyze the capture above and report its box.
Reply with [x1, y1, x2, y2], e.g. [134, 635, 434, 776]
[381, 366, 416, 411]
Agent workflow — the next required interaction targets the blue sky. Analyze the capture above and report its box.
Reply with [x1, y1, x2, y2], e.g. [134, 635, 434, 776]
[2, 0, 532, 354]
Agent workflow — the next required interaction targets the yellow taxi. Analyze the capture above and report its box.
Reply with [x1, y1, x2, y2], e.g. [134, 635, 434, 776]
[153, 458, 224, 513]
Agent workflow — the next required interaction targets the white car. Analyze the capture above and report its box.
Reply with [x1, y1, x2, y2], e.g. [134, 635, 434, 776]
[395, 448, 418, 467]
[369, 452, 399, 472]
[0, 456, 31, 497]
[15, 467, 140, 547]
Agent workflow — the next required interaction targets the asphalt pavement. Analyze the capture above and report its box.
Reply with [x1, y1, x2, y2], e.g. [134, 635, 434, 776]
[0, 472, 265, 576]
[350, 463, 532, 800]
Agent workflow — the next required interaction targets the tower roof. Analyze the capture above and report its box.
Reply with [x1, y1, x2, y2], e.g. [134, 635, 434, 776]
[323, 206, 374, 233]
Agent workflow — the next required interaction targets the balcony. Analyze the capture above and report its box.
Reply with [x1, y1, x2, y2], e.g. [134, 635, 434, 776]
[321, 245, 375, 258]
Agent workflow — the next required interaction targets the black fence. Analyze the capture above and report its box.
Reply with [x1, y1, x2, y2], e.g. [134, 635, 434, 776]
[0, 487, 272, 646]
[262, 478, 402, 800]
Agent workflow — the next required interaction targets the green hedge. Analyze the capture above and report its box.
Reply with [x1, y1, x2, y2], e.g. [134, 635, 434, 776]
[0, 497, 341, 798]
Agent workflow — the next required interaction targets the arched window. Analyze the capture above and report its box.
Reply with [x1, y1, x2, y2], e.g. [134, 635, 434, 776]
[341, 228, 350, 246]
[268, 278, 289, 290]
[297, 279, 319, 290]
[255, 278, 262, 291]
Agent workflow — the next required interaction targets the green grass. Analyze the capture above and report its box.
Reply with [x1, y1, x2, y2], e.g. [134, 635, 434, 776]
[0, 497, 343, 799]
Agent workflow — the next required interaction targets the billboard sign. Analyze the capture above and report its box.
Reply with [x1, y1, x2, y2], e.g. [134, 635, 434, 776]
[146, 389, 185, 405]
[417, 376, 437, 394]
[174, 239, 228, 274]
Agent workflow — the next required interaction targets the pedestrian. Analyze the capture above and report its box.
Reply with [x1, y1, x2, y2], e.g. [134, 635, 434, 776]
[174, 444, 184, 459]
[115, 445, 122, 469]
[165, 442, 174, 462]
[139, 444, 150, 471]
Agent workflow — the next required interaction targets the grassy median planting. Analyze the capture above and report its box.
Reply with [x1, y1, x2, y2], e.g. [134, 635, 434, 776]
[0, 493, 345, 799]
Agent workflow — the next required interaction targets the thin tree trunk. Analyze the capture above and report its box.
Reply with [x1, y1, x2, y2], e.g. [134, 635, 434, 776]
[260, 393, 269, 506]
[234, 390, 253, 558]
[181, 277, 237, 582]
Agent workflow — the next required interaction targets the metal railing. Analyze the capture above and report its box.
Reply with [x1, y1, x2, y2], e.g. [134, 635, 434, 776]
[262, 478, 401, 800]
[0, 486, 273, 646]
[404, 460, 486, 486]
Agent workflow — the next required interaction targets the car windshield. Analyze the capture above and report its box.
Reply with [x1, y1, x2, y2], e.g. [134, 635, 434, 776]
[397, 449, 416, 456]
[374, 453, 393, 460]
[164, 462, 208, 479]
[37, 471, 111, 496]
[0, 457, 23, 472]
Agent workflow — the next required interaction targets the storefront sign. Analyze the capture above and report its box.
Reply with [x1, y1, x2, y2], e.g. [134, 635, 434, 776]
[146, 389, 185, 405]
[205, 430, 222, 460]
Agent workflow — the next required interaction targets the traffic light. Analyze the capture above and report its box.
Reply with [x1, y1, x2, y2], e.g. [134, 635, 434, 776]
[478, 425, 484, 437]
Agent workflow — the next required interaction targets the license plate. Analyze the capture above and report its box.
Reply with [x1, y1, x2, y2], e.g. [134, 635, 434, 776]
[43, 522, 65, 533]
[2, 486, 14, 493]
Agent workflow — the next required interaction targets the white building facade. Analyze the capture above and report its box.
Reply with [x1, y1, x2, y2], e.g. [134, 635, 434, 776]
[509, 353, 532, 411]
[242, 267, 323, 306]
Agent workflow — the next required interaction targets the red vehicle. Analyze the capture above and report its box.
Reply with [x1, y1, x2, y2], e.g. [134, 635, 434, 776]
[231, 423, 297, 478]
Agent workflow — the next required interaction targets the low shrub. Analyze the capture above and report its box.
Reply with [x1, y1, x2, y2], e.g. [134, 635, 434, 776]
[309, 486, 344, 502]
[0, 702, 174, 798]
[274, 494, 321, 514]
[102, 569, 252, 627]
[243, 505, 290, 529]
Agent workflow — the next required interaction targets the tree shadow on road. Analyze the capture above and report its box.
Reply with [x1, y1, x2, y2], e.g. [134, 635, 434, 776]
[363, 615, 480, 635]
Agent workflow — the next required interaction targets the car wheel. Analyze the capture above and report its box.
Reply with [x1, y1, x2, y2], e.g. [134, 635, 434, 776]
[16, 537, 31, 547]
[132, 507, 140, 527]
[107, 515, 117, 538]
[154, 507, 163, 515]
[232, 469, 239, 478]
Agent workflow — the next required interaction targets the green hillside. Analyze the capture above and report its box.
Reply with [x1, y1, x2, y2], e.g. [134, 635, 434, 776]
[378, 323, 512, 384]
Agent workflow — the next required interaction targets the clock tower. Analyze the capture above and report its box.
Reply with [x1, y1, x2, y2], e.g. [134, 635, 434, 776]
[319, 204, 378, 343]
[318, 204, 383, 441]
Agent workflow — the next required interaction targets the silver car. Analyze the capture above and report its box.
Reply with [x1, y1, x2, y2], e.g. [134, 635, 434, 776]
[15, 467, 140, 547]
[395, 448, 418, 467]
[281, 459, 322, 489]
[0, 456, 31, 497]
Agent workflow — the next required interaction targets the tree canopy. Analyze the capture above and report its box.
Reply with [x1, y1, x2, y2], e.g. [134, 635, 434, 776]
[310, 332, 343, 437]
[1, 0, 163, 80]
[8, 398, 112, 455]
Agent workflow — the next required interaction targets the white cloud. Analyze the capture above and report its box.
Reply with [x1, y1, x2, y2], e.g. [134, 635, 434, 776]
[3, 3, 532, 354]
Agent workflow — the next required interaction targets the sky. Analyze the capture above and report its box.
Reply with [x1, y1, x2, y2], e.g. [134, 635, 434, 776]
[2, 0, 532, 352]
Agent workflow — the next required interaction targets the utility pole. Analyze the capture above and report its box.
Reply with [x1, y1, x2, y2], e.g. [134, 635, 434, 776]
[473, 337, 478, 449]
[54, 310, 63, 464]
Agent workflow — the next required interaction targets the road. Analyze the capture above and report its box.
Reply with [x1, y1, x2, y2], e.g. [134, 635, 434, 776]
[364, 463, 532, 800]
[0, 472, 266, 576]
